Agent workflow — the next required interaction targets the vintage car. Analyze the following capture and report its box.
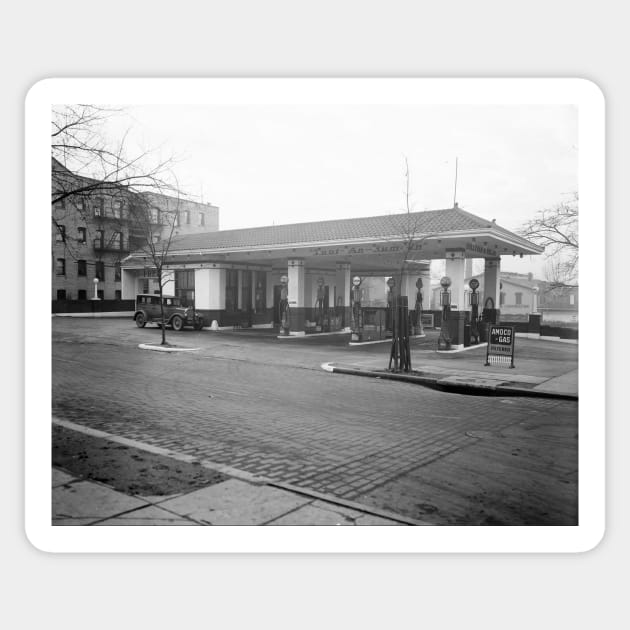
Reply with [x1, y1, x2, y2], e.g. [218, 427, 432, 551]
[134, 294, 204, 331]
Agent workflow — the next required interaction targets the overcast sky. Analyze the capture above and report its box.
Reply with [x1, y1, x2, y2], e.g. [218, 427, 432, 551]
[102, 104, 578, 278]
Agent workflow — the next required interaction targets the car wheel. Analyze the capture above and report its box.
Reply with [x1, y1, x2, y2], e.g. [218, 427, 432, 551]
[172, 315, 184, 331]
[194, 317, 204, 331]
[135, 313, 146, 328]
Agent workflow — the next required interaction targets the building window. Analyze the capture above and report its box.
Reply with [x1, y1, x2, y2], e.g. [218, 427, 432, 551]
[78, 289, 87, 300]
[56, 290, 67, 300]
[97, 290, 104, 300]
[115, 290, 122, 300]
[515, 292, 522, 305]
[499, 292, 505, 306]
[185, 210, 190, 225]
[142, 279, 149, 294]
[92, 198, 101, 216]
[95, 229, 104, 249]
[150, 207, 160, 223]
[56, 258, 65, 276]
[77, 227, 87, 243]
[112, 231, 122, 249]
[113, 199, 123, 219]
[199, 212, 205, 226]
[95, 261, 105, 281]
[174, 211, 180, 227]
[569, 294, 575, 306]
[225, 270, 238, 312]
[55, 224, 65, 243]
[114, 263, 121, 282]
[76, 198, 85, 212]
[77, 260, 87, 276]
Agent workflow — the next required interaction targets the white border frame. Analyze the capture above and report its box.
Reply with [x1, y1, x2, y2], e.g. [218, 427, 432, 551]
[26, 78, 605, 553]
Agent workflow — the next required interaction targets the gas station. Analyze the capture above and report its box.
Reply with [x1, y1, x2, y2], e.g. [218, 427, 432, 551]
[121, 204, 543, 348]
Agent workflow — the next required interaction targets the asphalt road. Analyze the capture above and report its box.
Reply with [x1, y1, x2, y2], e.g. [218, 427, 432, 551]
[52, 317, 578, 525]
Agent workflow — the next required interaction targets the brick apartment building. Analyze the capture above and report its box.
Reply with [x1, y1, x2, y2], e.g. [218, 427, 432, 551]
[51, 158, 219, 303]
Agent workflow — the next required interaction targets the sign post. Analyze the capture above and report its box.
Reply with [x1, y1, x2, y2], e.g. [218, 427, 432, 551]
[484, 325, 516, 368]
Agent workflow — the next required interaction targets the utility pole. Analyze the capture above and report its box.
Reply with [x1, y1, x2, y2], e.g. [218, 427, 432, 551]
[453, 156, 458, 207]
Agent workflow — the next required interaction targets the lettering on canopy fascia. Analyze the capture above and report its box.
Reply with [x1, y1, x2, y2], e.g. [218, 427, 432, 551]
[312, 241, 426, 257]
[465, 242, 498, 257]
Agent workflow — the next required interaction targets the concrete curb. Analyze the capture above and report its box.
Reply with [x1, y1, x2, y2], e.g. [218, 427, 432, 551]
[138, 343, 200, 352]
[322, 363, 578, 400]
[268, 481, 430, 526]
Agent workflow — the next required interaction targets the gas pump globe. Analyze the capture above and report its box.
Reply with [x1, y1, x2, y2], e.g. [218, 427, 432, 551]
[92, 277, 100, 301]
[468, 277, 480, 344]
[438, 276, 452, 350]
[279, 275, 289, 335]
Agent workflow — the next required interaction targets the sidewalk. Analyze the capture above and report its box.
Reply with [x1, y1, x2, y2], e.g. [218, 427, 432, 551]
[324, 332, 578, 399]
[52, 466, 423, 526]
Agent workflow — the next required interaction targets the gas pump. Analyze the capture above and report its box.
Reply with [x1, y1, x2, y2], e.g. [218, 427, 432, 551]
[351, 275, 363, 342]
[279, 275, 289, 335]
[414, 277, 424, 336]
[315, 277, 325, 331]
[438, 276, 452, 350]
[468, 277, 480, 344]
[386, 277, 396, 335]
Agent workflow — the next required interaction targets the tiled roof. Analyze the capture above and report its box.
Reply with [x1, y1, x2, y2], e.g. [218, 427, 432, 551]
[169, 207, 515, 252]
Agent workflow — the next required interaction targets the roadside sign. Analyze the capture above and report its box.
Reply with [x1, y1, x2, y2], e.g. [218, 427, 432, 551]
[484, 325, 515, 368]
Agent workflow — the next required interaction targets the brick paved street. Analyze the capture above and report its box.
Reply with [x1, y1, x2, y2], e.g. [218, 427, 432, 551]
[52, 318, 578, 524]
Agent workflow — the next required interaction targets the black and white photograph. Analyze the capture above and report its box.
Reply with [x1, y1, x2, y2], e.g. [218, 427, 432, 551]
[27, 78, 603, 551]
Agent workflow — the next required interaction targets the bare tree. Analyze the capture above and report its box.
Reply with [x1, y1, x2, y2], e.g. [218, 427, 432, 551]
[386, 158, 434, 372]
[518, 192, 578, 285]
[52, 104, 182, 267]
[125, 191, 182, 346]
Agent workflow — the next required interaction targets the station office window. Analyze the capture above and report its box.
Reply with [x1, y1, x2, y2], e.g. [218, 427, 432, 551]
[77, 260, 87, 276]
[77, 227, 86, 243]
[56, 258, 65, 276]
